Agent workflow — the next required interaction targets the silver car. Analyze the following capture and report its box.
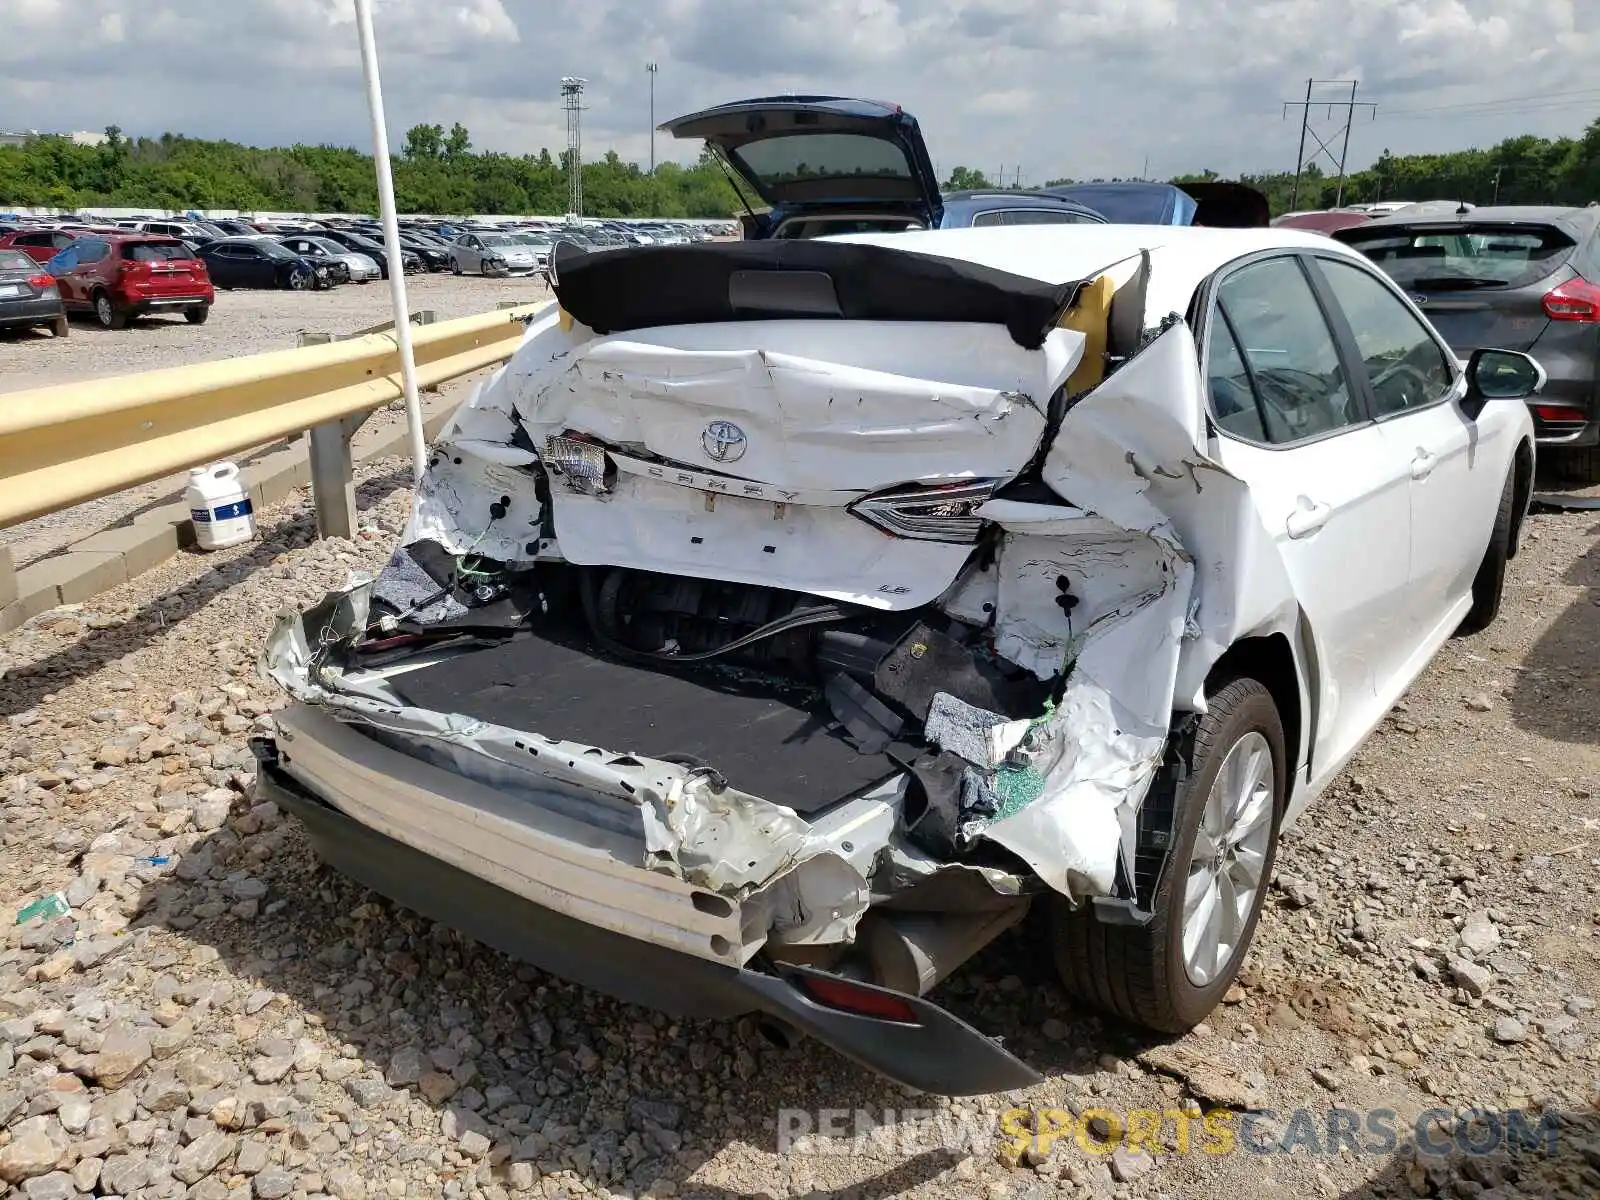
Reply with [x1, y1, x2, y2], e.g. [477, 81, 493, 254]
[449, 232, 538, 277]
[276, 235, 381, 283]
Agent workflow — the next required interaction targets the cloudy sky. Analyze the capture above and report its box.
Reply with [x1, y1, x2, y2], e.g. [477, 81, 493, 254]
[3, 0, 1596, 181]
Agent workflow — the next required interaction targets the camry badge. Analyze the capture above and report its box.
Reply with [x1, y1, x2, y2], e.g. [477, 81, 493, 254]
[702, 420, 748, 463]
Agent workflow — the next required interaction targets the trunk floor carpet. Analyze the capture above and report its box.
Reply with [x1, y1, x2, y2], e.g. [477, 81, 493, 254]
[389, 631, 901, 815]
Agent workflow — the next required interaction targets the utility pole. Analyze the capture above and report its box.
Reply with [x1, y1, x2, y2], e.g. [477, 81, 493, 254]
[1492, 164, 1504, 204]
[646, 62, 658, 174]
[561, 77, 587, 218]
[1283, 78, 1376, 209]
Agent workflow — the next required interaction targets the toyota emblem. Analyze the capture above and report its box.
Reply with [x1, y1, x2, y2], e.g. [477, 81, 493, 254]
[701, 420, 747, 463]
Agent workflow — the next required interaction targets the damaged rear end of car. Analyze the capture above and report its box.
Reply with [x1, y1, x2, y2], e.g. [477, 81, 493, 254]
[254, 231, 1305, 1094]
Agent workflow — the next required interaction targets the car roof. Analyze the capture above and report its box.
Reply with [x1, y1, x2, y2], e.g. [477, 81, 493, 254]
[835, 223, 1362, 320]
[940, 190, 1106, 221]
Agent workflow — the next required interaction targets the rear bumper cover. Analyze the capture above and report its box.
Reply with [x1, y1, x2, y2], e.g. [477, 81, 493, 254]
[0, 297, 62, 325]
[251, 740, 1040, 1096]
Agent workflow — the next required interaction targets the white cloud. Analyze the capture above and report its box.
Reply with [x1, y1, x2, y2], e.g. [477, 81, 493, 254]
[0, 0, 1593, 181]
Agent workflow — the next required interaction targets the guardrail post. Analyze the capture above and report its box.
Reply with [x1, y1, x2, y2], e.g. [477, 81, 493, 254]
[307, 413, 365, 541]
[416, 310, 440, 393]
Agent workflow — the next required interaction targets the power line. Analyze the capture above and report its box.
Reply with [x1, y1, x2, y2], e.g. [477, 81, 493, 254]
[1372, 86, 1600, 118]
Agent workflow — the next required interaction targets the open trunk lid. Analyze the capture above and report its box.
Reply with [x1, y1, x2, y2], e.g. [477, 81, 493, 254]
[661, 95, 944, 231]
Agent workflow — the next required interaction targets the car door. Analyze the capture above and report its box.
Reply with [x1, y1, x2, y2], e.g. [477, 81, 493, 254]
[206, 246, 243, 288]
[1307, 253, 1498, 641]
[1201, 252, 1417, 786]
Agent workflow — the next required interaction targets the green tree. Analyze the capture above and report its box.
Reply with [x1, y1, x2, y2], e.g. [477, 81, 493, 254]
[943, 165, 991, 190]
[403, 124, 443, 160]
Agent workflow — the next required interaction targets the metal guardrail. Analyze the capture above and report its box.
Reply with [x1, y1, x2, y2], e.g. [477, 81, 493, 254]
[0, 302, 548, 532]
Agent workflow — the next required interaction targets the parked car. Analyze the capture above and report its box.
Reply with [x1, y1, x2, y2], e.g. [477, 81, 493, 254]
[0, 248, 68, 337]
[1043, 180, 1270, 228]
[197, 237, 328, 292]
[663, 96, 1107, 239]
[257, 223, 1539, 1095]
[277, 235, 380, 283]
[1271, 209, 1376, 235]
[314, 229, 422, 278]
[449, 232, 539, 276]
[396, 234, 451, 272]
[48, 235, 214, 329]
[1336, 205, 1600, 481]
[0, 227, 83, 264]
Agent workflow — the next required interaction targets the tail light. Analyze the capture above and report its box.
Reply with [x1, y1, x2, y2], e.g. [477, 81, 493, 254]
[850, 479, 999, 543]
[795, 973, 919, 1024]
[543, 435, 608, 494]
[1541, 278, 1600, 322]
[27, 273, 54, 290]
[1534, 404, 1587, 424]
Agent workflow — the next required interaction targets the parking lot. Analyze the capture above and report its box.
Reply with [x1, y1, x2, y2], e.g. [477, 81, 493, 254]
[1, 425, 1598, 1197]
[0, 273, 549, 569]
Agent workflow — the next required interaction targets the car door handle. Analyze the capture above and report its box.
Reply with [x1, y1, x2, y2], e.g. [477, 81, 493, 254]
[1411, 449, 1437, 480]
[1285, 498, 1332, 539]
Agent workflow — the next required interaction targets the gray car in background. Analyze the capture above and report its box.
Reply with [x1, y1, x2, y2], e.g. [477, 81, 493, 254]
[449, 232, 539, 277]
[1337, 205, 1600, 481]
[277, 235, 381, 283]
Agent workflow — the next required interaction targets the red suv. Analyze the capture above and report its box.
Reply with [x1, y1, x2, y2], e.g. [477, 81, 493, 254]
[49, 234, 215, 329]
[0, 227, 81, 264]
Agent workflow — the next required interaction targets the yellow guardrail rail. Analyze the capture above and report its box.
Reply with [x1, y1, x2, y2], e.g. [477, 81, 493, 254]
[0, 302, 548, 529]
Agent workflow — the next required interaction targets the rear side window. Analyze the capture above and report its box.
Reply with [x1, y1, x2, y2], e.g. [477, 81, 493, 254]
[1208, 256, 1361, 444]
[125, 242, 192, 262]
[1339, 223, 1577, 290]
[77, 240, 109, 264]
[1314, 258, 1455, 417]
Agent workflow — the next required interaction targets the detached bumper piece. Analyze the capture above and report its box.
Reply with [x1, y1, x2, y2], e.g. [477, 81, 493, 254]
[252, 741, 1040, 1096]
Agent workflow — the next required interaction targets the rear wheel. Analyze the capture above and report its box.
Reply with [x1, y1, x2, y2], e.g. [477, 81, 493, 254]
[1459, 466, 1515, 634]
[1051, 676, 1284, 1032]
[451, 259, 462, 276]
[185, 305, 210, 326]
[94, 290, 127, 330]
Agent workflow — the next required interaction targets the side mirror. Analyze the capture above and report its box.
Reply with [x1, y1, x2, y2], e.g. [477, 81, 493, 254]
[1461, 348, 1545, 420]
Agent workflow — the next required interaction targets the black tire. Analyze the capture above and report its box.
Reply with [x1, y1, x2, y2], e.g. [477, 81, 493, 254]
[451, 259, 462, 276]
[1051, 676, 1285, 1033]
[185, 305, 210, 326]
[1459, 466, 1515, 635]
[1548, 446, 1600, 486]
[93, 290, 127, 330]
[51, 316, 68, 338]
[287, 269, 310, 292]
[480, 260, 493, 277]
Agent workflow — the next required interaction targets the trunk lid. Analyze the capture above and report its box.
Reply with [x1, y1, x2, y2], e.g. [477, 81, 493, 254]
[1335, 218, 1584, 353]
[0, 257, 53, 300]
[661, 96, 944, 231]
[121, 240, 206, 296]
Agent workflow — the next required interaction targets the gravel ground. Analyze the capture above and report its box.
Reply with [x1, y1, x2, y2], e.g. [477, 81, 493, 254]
[0, 274, 550, 571]
[2, 472, 1599, 1200]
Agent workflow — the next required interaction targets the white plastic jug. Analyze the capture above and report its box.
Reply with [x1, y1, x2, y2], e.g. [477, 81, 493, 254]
[186, 462, 255, 551]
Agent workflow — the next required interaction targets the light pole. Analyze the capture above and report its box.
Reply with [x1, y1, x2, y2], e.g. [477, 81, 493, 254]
[647, 62, 658, 174]
[352, 0, 425, 483]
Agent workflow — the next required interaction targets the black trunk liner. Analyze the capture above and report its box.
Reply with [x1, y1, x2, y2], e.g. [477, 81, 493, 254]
[388, 631, 901, 814]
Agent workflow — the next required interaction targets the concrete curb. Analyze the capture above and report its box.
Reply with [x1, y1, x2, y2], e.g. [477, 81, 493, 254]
[1, 398, 457, 633]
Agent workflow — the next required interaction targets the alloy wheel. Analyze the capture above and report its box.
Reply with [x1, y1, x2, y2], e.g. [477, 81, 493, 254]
[1181, 731, 1275, 986]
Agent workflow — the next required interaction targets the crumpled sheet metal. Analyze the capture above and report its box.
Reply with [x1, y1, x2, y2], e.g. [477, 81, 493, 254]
[968, 322, 1211, 898]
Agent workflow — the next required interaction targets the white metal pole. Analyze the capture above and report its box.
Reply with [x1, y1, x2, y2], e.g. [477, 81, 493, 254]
[353, 0, 427, 483]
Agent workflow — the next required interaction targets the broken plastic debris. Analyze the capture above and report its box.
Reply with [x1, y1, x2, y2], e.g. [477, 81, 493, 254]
[16, 892, 70, 925]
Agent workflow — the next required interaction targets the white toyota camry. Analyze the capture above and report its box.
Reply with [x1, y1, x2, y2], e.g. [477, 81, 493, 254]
[255, 223, 1539, 1095]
